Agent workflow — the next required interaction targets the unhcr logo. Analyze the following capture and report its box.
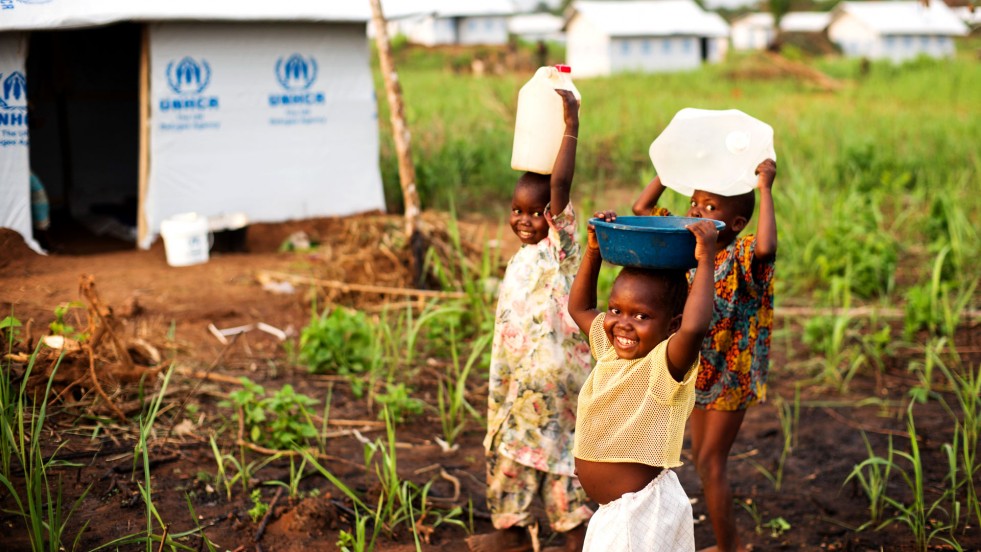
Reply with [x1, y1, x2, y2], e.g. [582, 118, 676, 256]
[269, 53, 325, 107]
[166, 57, 211, 94]
[0, 71, 28, 127]
[160, 57, 219, 112]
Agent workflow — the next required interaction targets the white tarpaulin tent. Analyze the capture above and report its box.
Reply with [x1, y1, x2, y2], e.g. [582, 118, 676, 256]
[0, 0, 385, 251]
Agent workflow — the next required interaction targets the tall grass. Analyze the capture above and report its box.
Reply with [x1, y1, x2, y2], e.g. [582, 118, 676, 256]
[377, 53, 981, 304]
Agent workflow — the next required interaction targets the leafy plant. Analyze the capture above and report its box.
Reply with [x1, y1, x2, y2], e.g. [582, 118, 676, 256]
[49, 301, 88, 341]
[225, 378, 320, 450]
[903, 246, 978, 340]
[374, 383, 425, 424]
[300, 307, 377, 376]
[248, 488, 269, 523]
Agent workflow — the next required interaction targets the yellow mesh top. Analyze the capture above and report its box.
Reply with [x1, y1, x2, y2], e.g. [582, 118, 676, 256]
[573, 313, 699, 468]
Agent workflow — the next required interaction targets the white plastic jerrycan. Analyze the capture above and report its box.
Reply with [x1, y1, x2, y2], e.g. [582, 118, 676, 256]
[649, 108, 776, 197]
[511, 65, 581, 175]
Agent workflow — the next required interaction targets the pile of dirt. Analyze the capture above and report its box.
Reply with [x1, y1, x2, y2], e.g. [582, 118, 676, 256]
[0, 228, 41, 271]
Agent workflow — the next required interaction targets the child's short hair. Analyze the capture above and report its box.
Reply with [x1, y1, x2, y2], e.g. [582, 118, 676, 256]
[618, 267, 688, 316]
[516, 171, 550, 199]
[731, 189, 756, 222]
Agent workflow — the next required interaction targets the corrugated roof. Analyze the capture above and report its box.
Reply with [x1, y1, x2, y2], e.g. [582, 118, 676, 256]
[0, 0, 371, 31]
[833, 1, 968, 36]
[571, 0, 730, 38]
[779, 12, 831, 33]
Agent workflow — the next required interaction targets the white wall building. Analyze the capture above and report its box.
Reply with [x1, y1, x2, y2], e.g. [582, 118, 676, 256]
[0, 1, 385, 252]
[731, 13, 775, 51]
[828, 1, 968, 62]
[383, 0, 515, 46]
[566, 1, 730, 77]
[509, 13, 566, 44]
[780, 12, 831, 34]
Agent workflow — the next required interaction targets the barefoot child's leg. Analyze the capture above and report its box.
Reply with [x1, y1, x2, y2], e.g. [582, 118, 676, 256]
[691, 408, 747, 552]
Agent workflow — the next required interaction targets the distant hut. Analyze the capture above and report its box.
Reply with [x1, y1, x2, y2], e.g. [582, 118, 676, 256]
[828, 1, 968, 61]
[383, 0, 515, 46]
[731, 13, 775, 51]
[565, 0, 730, 77]
[508, 13, 566, 44]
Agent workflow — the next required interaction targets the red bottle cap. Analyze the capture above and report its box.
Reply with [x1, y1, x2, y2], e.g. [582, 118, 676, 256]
[555, 64, 571, 73]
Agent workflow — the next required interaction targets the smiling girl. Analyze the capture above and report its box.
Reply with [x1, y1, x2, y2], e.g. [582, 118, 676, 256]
[567, 212, 718, 551]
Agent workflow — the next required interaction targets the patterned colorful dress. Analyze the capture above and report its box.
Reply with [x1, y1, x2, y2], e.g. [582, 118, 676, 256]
[694, 235, 775, 410]
[484, 202, 592, 477]
[649, 207, 775, 411]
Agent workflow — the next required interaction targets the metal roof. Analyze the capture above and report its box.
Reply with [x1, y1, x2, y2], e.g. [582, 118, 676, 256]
[779, 12, 831, 33]
[570, 0, 730, 38]
[832, 1, 968, 36]
[0, 0, 372, 31]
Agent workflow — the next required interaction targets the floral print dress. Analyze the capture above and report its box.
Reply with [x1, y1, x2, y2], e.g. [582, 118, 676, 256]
[484, 203, 592, 477]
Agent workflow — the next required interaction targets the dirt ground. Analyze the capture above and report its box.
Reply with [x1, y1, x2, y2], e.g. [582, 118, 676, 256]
[1, 213, 979, 552]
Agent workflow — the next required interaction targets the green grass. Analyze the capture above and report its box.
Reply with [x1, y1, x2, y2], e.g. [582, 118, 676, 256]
[376, 49, 981, 304]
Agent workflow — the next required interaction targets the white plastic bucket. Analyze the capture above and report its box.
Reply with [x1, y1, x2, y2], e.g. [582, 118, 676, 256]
[511, 65, 581, 175]
[160, 213, 210, 267]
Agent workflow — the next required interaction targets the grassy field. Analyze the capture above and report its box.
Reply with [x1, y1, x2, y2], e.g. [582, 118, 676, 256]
[378, 45, 981, 309]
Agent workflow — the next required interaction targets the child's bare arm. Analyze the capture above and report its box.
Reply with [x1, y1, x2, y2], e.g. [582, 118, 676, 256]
[550, 89, 580, 216]
[666, 220, 718, 380]
[569, 211, 616, 334]
[631, 175, 666, 215]
[754, 159, 777, 262]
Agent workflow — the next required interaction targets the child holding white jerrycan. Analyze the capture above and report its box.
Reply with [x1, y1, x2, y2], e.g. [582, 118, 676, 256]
[468, 89, 593, 552]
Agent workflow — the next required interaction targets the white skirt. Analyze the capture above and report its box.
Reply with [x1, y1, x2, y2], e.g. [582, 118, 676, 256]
[582, 469, 695, 552]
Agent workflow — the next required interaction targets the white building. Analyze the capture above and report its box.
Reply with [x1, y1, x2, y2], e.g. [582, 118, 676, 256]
[731, 12, 832, 51]
[780, 12, 831, 34]
[952, 6, 981, 30]
[565, 0, 730, 77]
[731, 13, 775, 51]
[0, 1, 385, 252]
[383, 0, 515, 46]
[828, 1, 968, 61]
[509, 13, 566, 44]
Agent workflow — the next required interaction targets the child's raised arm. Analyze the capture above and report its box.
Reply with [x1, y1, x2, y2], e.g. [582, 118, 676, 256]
[665, 220, 718, 381]
[632, 175, 666, 216]
[549, 89, 580, 217]
[569, 211, 616, 334]
[754, 158, 777, 262]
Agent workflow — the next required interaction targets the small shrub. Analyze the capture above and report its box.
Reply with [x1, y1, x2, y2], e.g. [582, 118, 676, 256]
[300, 307, 377, 376]
[225, 378, 320, 450]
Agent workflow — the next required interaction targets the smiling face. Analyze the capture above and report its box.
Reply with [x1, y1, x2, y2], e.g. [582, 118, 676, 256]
[603, 269, 687, 360]
[686, 189, 753, 245]
[510, 174, 551, 245]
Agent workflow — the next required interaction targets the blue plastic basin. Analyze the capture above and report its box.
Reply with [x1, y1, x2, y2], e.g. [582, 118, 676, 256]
[590, 216, 726, 269]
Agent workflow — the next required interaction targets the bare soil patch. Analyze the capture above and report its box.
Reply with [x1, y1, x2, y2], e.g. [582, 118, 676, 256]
[1, 214, 978, 551]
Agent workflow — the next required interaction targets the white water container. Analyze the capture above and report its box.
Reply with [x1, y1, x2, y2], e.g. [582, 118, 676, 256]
[160, 213, 210, 267]
[511, 65, 581, 174]
[649, 108, 776, 197]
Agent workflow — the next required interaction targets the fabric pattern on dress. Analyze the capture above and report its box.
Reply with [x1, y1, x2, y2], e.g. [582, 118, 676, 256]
[691, 235, 774, 410]
[647, 206, 775, 411]
[484, 202, 592, 477]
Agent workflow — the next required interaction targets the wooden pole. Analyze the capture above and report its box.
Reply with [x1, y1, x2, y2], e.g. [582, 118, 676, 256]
[367, 0, 427, 286]
[136, 25, 151, 248]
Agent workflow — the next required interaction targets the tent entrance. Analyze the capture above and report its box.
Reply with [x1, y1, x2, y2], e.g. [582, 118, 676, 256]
[27, 23, 141, 253]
